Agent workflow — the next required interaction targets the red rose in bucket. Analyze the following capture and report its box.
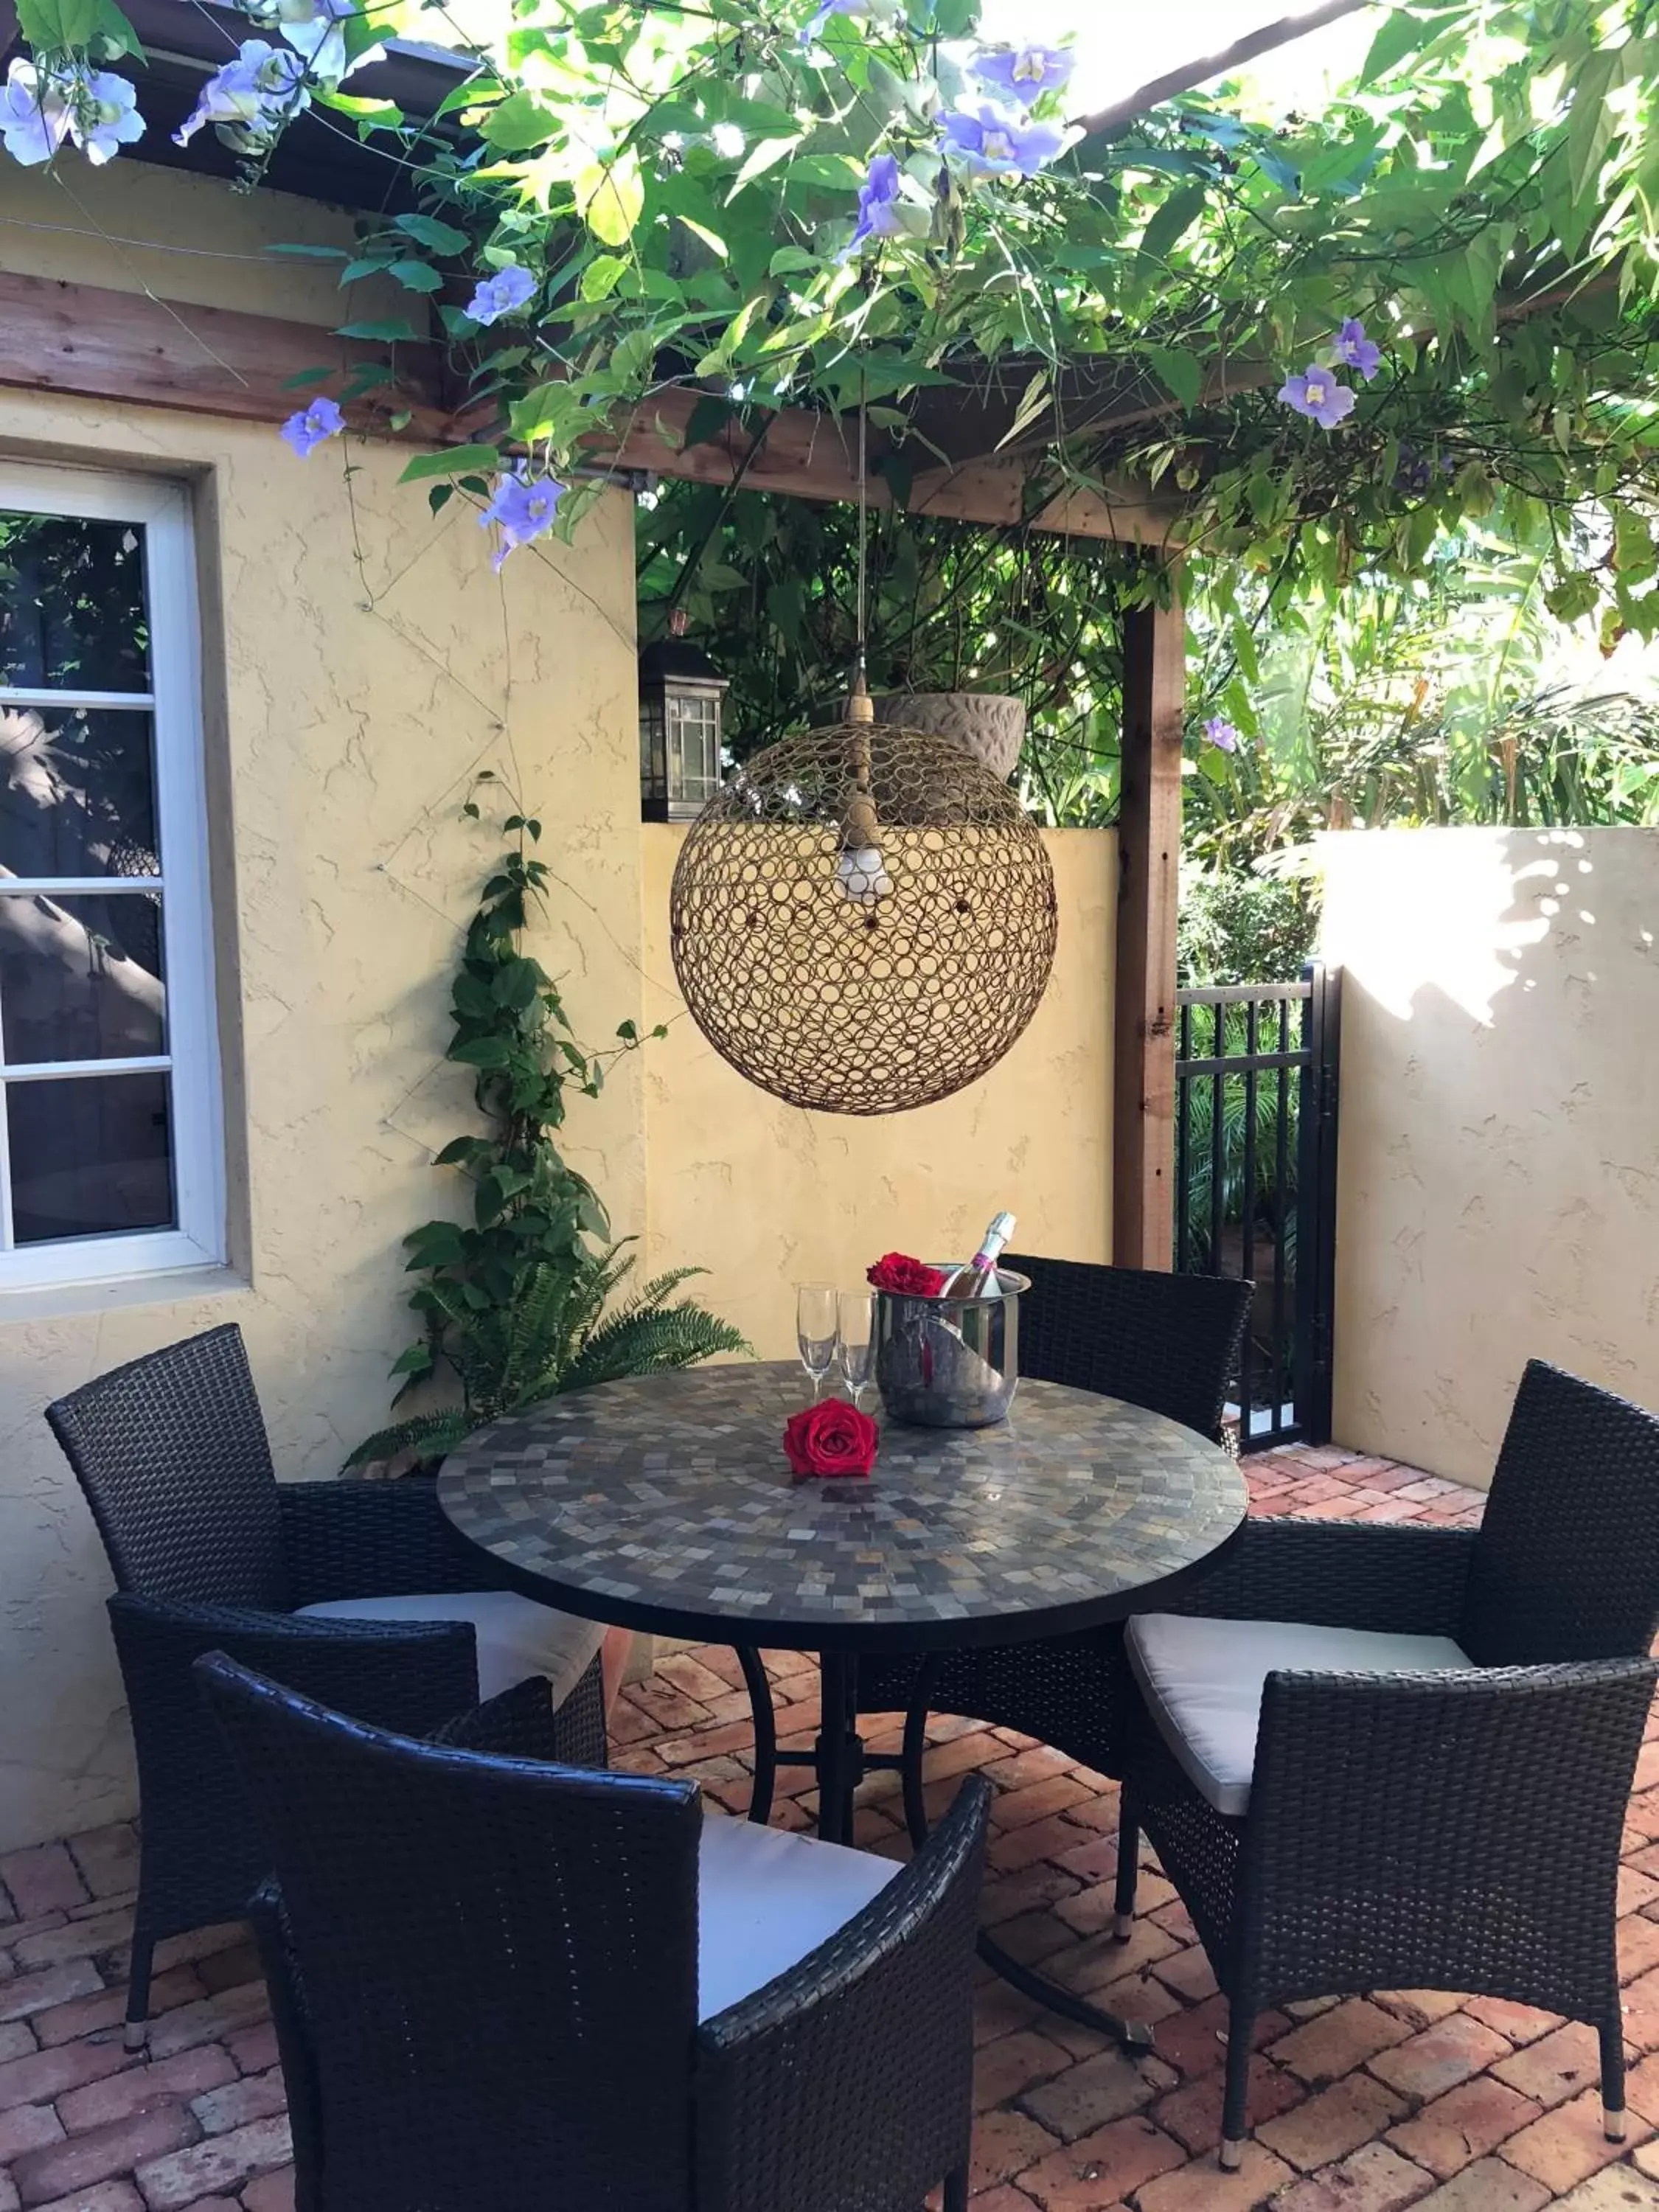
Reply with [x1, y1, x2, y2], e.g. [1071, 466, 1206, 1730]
[867, 1252, 950, 1297]
[784, 1398, 880, 1479]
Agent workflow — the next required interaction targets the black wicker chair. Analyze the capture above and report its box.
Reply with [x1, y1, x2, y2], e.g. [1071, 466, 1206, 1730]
[1113, 1358, 1659, 2168]
[197, 1654, 990, 2212]
[846, 1257, 1255, 1783]
[46, 1322, 608, 2047]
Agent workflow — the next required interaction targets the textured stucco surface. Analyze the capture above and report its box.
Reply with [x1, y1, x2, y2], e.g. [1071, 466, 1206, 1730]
[0, 178, 644, 1848]
[640, 824, 1115, 1358]
[1321, 826, 1659, 1487]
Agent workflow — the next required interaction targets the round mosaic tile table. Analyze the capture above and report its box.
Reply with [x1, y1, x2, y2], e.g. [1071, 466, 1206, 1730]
[440, 1362, 1244, 2051]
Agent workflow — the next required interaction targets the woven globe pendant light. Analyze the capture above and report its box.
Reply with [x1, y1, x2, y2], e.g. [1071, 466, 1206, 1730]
[669, 685, 1057, 1115]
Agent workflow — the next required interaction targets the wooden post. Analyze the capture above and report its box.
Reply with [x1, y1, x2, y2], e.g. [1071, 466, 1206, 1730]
[1113, 588, 1186, 1270]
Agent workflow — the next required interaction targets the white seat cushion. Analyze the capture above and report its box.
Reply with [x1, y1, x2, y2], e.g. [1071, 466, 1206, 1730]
[1126, 1613, 1473, 1816]
[697, 1812, 898, 2020]
[295, 1591, 605, 1706]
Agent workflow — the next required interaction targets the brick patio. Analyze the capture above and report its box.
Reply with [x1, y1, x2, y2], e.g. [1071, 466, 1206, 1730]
[5, 1442, 1659, 2212]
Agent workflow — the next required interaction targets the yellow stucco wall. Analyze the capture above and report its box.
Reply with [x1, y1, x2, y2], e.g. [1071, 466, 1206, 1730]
[639, 824, 1116, 1357]
[0, 172, 645, 1848]
[1322, 827, 1659, 1488]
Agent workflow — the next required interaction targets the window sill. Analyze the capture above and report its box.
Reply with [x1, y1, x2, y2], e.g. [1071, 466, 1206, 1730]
[0, 1263, 251, 1327]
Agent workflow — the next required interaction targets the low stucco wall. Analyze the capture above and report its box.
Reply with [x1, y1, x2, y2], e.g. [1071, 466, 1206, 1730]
[1322, 827, 1659, 1487]
[639, 824, 1116, 1356]
[0, 175, 645, 1848]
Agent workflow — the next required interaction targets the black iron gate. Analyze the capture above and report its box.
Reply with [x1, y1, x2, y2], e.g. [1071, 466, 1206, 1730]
[1174, 964, 1340, 1452]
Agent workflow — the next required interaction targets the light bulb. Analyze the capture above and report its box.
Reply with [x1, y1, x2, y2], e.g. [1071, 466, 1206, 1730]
[837, 844, 892, 906]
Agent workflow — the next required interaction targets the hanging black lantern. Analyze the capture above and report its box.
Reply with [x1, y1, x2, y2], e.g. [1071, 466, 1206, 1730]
[639, 639, 730, 821]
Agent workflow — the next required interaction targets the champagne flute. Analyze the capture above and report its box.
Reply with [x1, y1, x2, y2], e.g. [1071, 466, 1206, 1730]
[796, 1283, 838, 1402]
[838, 1289, 874, 1411]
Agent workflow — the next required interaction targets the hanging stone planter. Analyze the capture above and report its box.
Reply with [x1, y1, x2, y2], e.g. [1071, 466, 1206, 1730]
[872, 691, 1026, 782]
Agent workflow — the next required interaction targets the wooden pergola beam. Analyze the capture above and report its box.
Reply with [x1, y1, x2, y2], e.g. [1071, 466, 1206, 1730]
[0, 271, 1185, 546]
[1113, 592, 1186, 1270]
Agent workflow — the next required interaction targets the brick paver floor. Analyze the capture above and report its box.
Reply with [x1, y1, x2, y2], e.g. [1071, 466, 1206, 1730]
[6, 1442, 1659, 2212]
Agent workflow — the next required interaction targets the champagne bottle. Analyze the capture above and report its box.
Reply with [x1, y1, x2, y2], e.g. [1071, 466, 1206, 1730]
[942, 1211, 1016, 1300]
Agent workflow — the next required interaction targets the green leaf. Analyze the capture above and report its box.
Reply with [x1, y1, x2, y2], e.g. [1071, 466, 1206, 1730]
[574, 152, 645, 246]
[482, 89, 560, 151]
[727, 134, 802, 201]
[17, 0, 137, 55]
[580, 254, 628, 302]
[493, 959, 541, 1012]
[1143, 345, 1203, 408]
[394, 213, 472, 255]
[266, 243, 349, 261]
[1138, 184, 1208, 269]
[1361, 5, 1447, 86]
[386, 260, 445, 295]
[316, 91, 402, 125]
[399, 445, 501, 484]
[334, 318, 422, 344]
[677, 215, 728, 260]
[279, 365, 335, 390]
[451, 1034, 512, 1068]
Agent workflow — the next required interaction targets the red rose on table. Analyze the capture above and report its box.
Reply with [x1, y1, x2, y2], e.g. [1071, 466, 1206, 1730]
[784, 1398, 880, 1478]
[867, 1252, 950, 1297]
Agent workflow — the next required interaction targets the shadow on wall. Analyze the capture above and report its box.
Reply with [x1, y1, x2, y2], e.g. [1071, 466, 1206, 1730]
[1319, 825, 1659, 1489]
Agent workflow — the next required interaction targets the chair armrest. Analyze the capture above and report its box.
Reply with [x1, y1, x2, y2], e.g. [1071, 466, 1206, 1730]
[1237, 1657, 1658, 2008]
[428, 1659, 608, 1770]
[111, 1592, 480, 1738]
[695, 1778, 989, 2212]
[279, 1476, 504, 1606]
[1166, 1516, 1478, 1636]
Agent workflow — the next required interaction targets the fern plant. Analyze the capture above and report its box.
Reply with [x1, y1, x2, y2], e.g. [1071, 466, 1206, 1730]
[349, 790, 746, 1472]
[348, 1246, 747, 1470]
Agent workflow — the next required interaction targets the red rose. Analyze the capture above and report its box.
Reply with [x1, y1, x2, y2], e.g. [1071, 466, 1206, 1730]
[784, 1397, 880, 1479]
[867, 1251, 950, 1297]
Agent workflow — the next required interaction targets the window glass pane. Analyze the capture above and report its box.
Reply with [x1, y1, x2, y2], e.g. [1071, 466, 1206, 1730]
[0, 892, 164, 1065]
[0, 706, 159, 877]
[0, 512, 150, 692]
[8, 1071, 174, 1244]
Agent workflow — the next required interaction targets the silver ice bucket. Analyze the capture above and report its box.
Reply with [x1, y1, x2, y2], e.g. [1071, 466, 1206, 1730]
[874, 1267, 1029, 1429]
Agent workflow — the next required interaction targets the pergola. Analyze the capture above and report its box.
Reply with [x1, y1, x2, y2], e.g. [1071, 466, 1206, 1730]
[0, 0, 1376, 1270]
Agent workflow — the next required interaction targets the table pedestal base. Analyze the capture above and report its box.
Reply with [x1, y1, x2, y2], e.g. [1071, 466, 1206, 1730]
[737, 1644, 1154, 2053]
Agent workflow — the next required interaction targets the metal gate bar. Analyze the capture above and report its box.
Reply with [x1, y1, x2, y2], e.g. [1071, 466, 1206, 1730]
[1173, 967, 1340, 1452]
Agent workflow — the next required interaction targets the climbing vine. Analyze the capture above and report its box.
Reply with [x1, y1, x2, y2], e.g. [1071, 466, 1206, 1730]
[349, 790, 744, 1470]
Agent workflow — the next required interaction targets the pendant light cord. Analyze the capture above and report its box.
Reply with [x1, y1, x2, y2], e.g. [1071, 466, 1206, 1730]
[855, 361, 869, 699]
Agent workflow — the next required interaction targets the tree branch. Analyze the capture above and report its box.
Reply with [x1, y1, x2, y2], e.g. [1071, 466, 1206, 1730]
[1072, 0, 1378, 138]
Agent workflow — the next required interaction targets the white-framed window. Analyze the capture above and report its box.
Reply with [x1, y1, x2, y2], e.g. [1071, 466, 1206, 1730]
[0, 462, 223, 1290]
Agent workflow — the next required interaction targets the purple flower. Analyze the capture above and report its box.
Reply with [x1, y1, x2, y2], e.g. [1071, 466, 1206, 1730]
[1278, 364, 1357, 430]
[940, 106, 1064, 178]
[800, 0, 874, 44]
[1394, 442, 1453, 493]
[848, 152, 902, 250]
[72, 72, 145, 165]
[1332, 316, 1382, 382]
[173, 39, 308, 149]
[480, 469, 566, 571]
[971, 44, 1073, 101]
[1, 59, 71, 164]
[280, 394, 345, 457]
[243, 0, 378, 85]
[1201, 716, 1240, 754]
[465, 265, 537, 326]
